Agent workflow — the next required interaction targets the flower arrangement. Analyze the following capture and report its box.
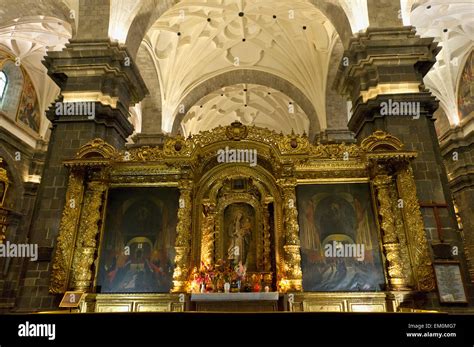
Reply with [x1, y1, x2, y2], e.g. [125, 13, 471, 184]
[189, 260, 247, 293]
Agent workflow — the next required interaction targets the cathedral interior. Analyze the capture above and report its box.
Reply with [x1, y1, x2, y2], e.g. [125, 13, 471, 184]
[0, 0, 473, 342]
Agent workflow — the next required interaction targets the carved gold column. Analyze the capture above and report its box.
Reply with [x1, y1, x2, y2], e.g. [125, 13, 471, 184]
[0, 209, 8, 244]
[396, 165, 435, 291]
[71, 180, 107, 291]
[262, 203, 271, 272]
[0, 160, 10, 243]
[280, 179, 302, 292]
[389, 182, 414, 287]
[50, 168, 85, 293]
[373, 175, 408, 290]
[200, 202, 216, 265]
[172, 180, 193, 293]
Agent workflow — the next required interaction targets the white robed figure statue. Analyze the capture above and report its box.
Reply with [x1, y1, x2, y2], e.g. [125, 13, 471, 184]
[227, 210, 251, 267]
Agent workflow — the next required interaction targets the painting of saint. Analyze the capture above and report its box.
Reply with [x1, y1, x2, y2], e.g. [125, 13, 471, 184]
[297, 184, 385, 291]
[224, 203, 255, 270]
[16, 75, 40, 132]
[96, 187, 179, 293]
[458, 51, 473, 120]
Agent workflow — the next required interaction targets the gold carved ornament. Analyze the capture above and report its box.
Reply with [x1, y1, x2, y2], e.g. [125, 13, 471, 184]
[50, 139, 117, 294]
[373, 175, 409, 290]
[71, 181, 107, 291]
[50, 169, 85, 293]
[172, 180, 193, 293]
[279, 180, 303, 292]
[0, 157, 10, 244]
[50, 127, 436, 298]
[397, 166, 435, 292]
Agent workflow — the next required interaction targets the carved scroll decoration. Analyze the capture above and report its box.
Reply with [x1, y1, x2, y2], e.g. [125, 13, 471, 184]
[397, 166, 435, 291]
[71, 181, 107, 291]
[50, 169, 85, 293]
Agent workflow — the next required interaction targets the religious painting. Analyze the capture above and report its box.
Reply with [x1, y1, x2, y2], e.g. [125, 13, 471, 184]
[223, 203, 256, 271]
[16, 73, 40, 132]
[296, 183, 385, 291]
[458, 51, 473, 120]
[96, 187, 179, 293]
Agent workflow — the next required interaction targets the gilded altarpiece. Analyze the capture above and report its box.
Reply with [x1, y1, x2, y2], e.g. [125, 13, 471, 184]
[49, 124, 435, 312]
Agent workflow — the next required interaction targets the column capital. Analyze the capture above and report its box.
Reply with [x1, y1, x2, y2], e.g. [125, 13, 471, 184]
[335, 27, 440, 104]
[43, 39, 148, 109]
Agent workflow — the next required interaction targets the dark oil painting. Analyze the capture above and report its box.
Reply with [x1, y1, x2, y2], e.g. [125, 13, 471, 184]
[297, 183, 385, 291]
[96, 187, 179, 293]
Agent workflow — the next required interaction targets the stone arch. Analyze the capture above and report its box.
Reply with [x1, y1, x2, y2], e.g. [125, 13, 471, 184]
[325, 36, 348, 131]
[308, 0, 353, 47]
[136, 43, 162, 134]
[170, 70, 321, 140]
[125, 0, 178, 60]
[125, 0, 352, 60]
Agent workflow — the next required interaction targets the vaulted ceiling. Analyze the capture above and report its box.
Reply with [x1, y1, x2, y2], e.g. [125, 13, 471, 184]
[0, 0, 471, 145]
[143, 0, 338, 134]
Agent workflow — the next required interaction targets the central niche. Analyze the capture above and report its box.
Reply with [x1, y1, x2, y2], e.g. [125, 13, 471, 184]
[200, 176, 274, 281]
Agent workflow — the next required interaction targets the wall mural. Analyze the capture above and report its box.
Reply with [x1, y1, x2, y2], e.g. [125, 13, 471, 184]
[297, 183, 385, 291]
[458, 51, 473, 121]
[96, 187, 179, 293]
[16, 72, 40, 132]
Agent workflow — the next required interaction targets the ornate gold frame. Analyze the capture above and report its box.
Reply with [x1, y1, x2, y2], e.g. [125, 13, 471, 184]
[50, 124, 435, 303]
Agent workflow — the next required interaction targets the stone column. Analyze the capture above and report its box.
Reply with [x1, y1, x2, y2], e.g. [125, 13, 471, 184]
[280, 179, 302, 292]
[440, 125, 474, 283]
[20, 40, 148, 309]
[172, 180, 193, 293]
[335, 26, 459, 296]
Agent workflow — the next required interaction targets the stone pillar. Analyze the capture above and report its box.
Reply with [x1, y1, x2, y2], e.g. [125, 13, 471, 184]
[18, 40, 147, 310]
[335, 27, 459, 299]
[279, 179, 302, 292]
[440, 124, 474, 284]
[172, 180, 193, 293]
